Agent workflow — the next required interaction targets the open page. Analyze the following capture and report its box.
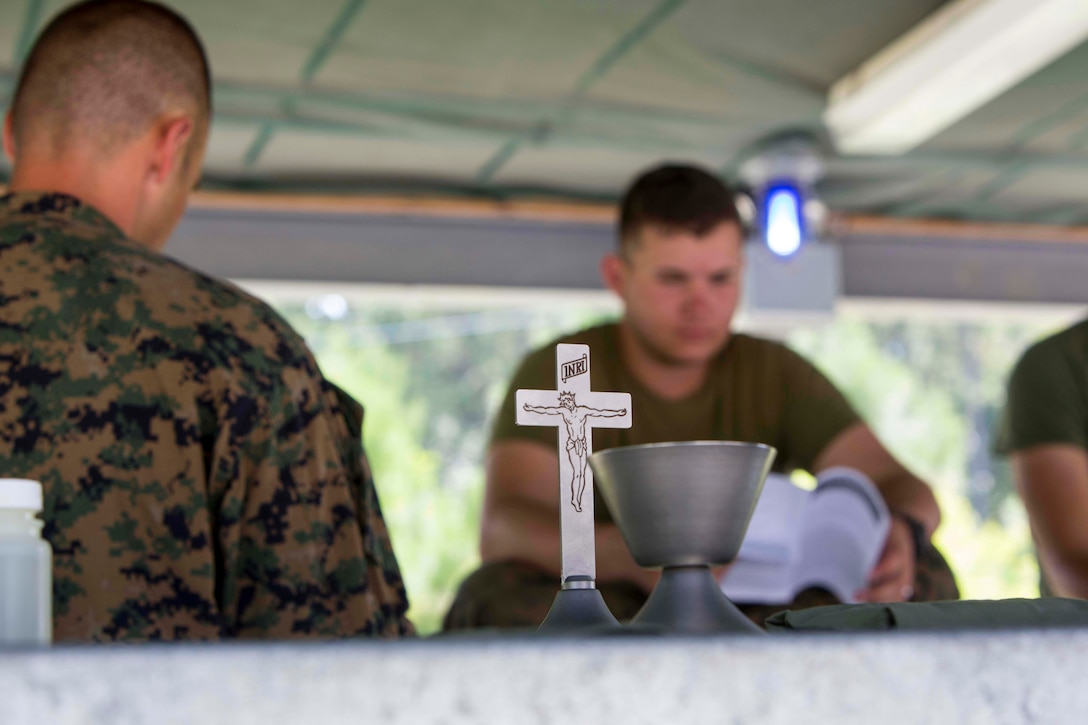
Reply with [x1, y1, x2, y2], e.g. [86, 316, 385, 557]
[719, 473, 807, 604]
[720, 467, 890, 605]
[792, 467, 890, 603]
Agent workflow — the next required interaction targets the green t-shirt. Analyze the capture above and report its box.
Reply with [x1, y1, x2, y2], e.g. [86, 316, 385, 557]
[996, 319, 1088, 597]
[997, 318, 1088, 454]
[491, 323, 861, 523]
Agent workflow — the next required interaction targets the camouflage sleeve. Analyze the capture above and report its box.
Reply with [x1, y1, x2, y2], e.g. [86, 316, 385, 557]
[207, 340, 413, 639]
[326, 381, 416, 637]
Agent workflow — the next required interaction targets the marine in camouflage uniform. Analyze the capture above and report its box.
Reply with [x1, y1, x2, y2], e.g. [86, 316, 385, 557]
[0, 191, 413, 641]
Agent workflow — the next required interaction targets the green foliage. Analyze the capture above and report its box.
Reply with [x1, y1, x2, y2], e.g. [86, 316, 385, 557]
[934, 490, 1039, 600]
[789, 313, 1052, 601]
[789, 317, 966, 485]
[269, 293, 1060, 630]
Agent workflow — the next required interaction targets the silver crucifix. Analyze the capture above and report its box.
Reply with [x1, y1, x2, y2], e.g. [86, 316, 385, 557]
[517, 343, 632, 583]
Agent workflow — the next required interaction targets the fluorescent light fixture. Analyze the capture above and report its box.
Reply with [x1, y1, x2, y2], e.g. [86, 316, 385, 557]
[763, 184, 804, 257]
[824, 0, 1088, 155]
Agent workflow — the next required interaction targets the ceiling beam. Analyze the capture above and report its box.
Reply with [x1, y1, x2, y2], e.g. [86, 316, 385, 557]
[191, 175, 617, 204]
[570, 0, 687, 98]
[708, 49, 824, 99]
[211, 76, 742, 129]
[0, 68, 761, 142]
[0, 88, 744, 158]
[210, 106, 738, 157]
[241, 125, 277, 168]
[300, 0, 368, 84]
[242, 0, 370, 169]
[838, 214, 1088, 245]
[188, 142, 1088, 203]
[970, 160, 1031, 204]
[953, 79, 1088, 212]
[184, 189, 1088, 246]
[165, 199, 1088, 307]
[13, 0, 45, 67]
[473, 0, 689, 185]
[188, 189, 615, 223]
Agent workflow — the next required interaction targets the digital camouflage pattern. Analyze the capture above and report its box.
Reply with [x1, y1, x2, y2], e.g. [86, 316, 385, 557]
[0, 191, 413, 641]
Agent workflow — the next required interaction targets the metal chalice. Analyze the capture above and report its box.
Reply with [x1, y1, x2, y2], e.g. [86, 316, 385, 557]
[590, 441, 776, 634]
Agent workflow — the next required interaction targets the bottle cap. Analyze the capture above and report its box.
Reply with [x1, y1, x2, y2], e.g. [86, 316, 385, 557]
[0, 479, 43, 511]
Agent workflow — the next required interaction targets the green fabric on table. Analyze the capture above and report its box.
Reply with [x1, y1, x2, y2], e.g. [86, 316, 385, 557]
[764, 598, 1088, 633]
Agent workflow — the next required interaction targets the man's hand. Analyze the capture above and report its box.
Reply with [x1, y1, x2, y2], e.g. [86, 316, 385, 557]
[856, 516, 916, 602]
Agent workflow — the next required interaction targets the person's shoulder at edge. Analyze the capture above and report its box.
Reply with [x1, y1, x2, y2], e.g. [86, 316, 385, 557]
[3, 190, 310, 363]
[128, 240, 315, 368]
[996, 317, 1088, 454]
[1024, 318, 1088, 362]
[1008, 318, 1088, 393]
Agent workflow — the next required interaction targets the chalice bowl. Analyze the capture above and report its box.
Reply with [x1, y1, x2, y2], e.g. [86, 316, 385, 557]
[590, 441, 776, 634]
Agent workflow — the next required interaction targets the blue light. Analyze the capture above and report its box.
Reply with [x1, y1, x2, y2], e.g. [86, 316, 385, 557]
[764, 185, 804, 257]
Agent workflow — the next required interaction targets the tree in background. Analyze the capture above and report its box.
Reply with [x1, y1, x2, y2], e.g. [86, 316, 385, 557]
[275, 293, 1058, 629]
[789, 314, 1049, 600]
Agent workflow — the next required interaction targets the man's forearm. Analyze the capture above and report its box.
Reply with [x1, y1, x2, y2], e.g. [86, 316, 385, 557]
[877, 472, 941, 537]
[480, 500, 564, 576]
[1013, 445, 1088, 600]
[481, 503, 656, 591]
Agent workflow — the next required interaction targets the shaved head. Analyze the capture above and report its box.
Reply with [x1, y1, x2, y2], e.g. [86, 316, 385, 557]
[10, 0, 210, 159]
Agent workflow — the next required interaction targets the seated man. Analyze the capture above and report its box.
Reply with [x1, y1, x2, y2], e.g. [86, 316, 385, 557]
[999, 319, 1088, 598]
[0, 0, 411, 640]
[445, 164, 958, 630]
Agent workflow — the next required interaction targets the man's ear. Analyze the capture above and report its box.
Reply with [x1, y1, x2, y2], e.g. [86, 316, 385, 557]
[148, 115, 194, 184]
[600, 252, 626, 297]
[3, 113, 16, 162]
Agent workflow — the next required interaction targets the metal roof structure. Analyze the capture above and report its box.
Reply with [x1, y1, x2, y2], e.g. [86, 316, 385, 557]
[4, 0, 1088, 224]
[1, 0, 1087, 304]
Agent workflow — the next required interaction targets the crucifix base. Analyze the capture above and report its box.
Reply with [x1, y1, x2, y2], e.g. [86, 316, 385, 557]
[629, 566, 762, 634]
[538, 576, 621, 632]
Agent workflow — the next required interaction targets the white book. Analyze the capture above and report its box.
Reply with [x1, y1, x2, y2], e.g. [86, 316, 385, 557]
[720, 467, 891, 605]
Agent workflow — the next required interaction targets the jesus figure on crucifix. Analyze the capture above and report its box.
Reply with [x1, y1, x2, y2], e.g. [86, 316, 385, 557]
[522, 391, 628, 512]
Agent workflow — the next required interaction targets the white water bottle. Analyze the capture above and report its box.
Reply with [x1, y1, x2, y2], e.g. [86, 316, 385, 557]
[0, 479, 52, 645]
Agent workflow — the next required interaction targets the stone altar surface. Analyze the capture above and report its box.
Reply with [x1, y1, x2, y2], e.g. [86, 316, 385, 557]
[1, 629, 1083, 724]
